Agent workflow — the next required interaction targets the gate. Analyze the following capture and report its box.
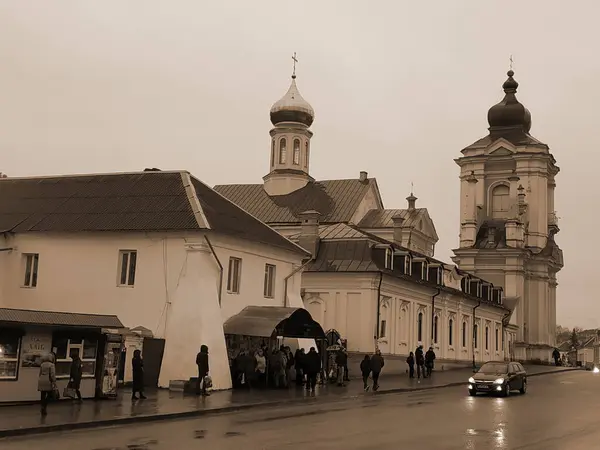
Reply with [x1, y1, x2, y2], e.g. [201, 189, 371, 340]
[142, 337, 165, 388]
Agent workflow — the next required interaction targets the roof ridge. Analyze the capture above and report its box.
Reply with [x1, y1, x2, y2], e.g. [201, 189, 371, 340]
[179, 172, 210, 229]
[0, 170, 188, 181]
[0, 307, 120, 318]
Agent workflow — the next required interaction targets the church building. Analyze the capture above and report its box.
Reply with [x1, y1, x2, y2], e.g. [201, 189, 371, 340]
[452, 70, 564, 362]
[215, 69, 515, 368]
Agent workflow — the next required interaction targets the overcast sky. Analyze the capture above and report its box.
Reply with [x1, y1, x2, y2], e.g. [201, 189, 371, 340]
[0, 1, 596, 329]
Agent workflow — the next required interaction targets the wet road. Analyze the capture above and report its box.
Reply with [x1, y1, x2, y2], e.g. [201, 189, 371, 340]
[2, 370, 599, 449]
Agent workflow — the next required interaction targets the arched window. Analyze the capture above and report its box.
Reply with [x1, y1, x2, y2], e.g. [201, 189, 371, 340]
[491, 184, 510, 218]
[474, 324, 479, 349]
[293, 139, 300, 165]
[433, 316, 439, 344]
[304, 141, 309, 168]
[271, 139, 275, 166]
[417, 312, 423, 342]
[495, 327, 499, 351]
[462, 322, 467, 347]
[485, 326, 489, 350]
[279, 138, 287, 164]
[448, 319, 454, 346]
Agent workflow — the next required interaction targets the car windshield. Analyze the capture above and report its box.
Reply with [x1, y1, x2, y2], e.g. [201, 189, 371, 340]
[478, 363, 508, 374]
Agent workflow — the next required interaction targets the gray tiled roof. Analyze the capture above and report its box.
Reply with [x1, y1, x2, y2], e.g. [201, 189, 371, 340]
[0, 308, 124, 328]
[463, 130, 548, 151]
[214, 178, 376, 224]
[0, 171, 307, 255]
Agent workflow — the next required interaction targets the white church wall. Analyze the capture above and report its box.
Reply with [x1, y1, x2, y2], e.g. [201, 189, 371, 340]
[0, 230, 305, 387]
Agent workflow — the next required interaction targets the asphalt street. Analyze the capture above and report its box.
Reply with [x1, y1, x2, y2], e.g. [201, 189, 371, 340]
[1, 370, 597, 449]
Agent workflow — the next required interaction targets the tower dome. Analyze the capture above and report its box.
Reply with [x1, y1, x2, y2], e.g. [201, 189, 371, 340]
[270, 75, 315, 127]
[487, 70, 531, 132]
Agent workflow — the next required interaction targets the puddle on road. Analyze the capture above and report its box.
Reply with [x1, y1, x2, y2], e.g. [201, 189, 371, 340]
[194, 430, 207, 439]
[224, 431, 244, 437]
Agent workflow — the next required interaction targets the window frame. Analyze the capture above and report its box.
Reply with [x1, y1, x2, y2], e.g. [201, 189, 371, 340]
[462, 321, 467, 348]
[54, 338, 98, 379]
[417, 312, 423, 342]
[485, 326, 489, 350]
[495, 327, 499, 351]
[380, 319, 387, 338]
[384, 248, 394, 270]
[22, 253, 40, 288]
[448, 318, 454, 347]
[0, 336, 21, 380]
[491, 184, 510, 219]
[263, 263, 276, 298]
[227, 257, 242, 294]
[292, 139, 301, 165]
[117, 250, 137, 287]
[433, 315, 439, 344]
[279, 138, 287, 164]
[474, 324, 479, 349]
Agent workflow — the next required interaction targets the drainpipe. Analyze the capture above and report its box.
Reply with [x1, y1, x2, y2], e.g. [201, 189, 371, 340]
[375, 272, 384, 339]
[283, 259, 313, 308]
[472, 300, 481, 370]
[501, 311, 511, 361]
[204, 236, 223, 306]
[431, 288, 441, 346]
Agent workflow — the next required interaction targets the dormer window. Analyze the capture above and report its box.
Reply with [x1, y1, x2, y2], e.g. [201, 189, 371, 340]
[293, 139, 301, 165]
[384, 247, 394, 270]
[469, 279, 481, 297]
[412, 257, 427, 280]
[428, 264, 442, 285]
[481, 283, 492, 301]
[492, 287, 504, 304]
[394, 251, 411, 275]
[279, 138, 287, 164]
[461, 277, 470, 294]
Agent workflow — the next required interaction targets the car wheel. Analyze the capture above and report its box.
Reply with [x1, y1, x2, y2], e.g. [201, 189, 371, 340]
[469, 390, 476, 396]
[520, 380, 527, 395]
[503, 383, 511, 397]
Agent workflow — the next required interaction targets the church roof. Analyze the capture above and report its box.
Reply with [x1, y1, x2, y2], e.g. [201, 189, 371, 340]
[0, 170, 308, 255]
[358, 208, 439, 240]
[214, 178, 377, 224]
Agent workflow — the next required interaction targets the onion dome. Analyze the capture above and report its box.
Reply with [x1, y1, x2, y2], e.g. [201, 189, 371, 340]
[487, 70, 531, 132]
[270, 75, 315, 127]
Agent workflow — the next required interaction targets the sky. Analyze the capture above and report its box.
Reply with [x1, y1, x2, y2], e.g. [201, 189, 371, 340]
[0, 1, 596, 329]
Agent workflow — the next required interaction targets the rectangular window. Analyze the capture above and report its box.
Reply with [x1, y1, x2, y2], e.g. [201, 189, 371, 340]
[118, 250, 137, 286]
[0, 336, 20, 379]
[380, 320, 387, 338]
[495, 328, 499, 351]
[54, 338, 98, 378]
[263, 264, 276, 298]
[227, 257, 242, 294]
[485, 327, 489, 350]
[23, 253, 39, 287]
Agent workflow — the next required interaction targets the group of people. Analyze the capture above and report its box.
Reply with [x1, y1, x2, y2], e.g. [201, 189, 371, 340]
[37, 351, 84, 416]
[359, 349, 385, 391]
[231, 345, 322, 392]
[406, 345, 436, 379]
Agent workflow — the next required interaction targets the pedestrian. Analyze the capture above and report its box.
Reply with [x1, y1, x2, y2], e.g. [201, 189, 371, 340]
[425, 346, 436, 377]
[304, 347, 321, 392]
[336, 349, 348, 386]
[285, 347, 295, 385]
[406, 351, 415, 378]
[255, 349, 267, 387]
[360, 354, 372, 391]
[294, 348, 305, 387]
[131, 349, 147, 400]
[370, 349, 385, 391]
[415, 345, 425, 378]
[69, 351, 83, 401]
[196, 344, 210, 396]
[552, 348, 561, 366]
[38, 353, 57, 416]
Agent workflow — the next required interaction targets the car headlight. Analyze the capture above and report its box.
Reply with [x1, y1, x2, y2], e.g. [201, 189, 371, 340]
[494, 378, 504, 384]
[468, 377, 475, 383]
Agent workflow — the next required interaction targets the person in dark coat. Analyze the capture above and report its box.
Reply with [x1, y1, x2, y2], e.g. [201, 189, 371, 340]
[304, 347, 321, 392]
[360, 355, 371, 391]
[370, 349, 385, 391]
[294, 348, 305, 387]
[406, 351, 415, 379]
[425, 347, 436, 377]
[196, 345, 210, 396]
[131, 349, 146, 400]
[69, 351, 83, 401]
[415, 345, 425, 379]
[552, 348, 561, 366]
[335, 350, 348, 386]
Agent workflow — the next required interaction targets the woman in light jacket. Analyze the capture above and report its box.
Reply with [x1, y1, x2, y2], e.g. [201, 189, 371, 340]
[38, 353, 57, 416]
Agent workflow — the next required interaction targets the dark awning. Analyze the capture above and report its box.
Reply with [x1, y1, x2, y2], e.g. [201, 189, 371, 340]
[223, 306, 325, 339]
[0, 308, 124, 329]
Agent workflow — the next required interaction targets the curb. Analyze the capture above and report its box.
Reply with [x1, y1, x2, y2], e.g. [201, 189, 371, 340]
[0, 367, 578, 438]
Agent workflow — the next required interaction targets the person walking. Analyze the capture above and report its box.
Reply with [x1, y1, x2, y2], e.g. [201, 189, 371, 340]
[360, 354, 372, 391]
[38, 353, 57, 416]
[335, 349, 348, 387]
[415, 345, 425, 379]
[196, 345, 210, 396]
[255, 349, 267, 387]
[425, 347, 436, 377]
[131, 350, 147, 400]
[406, 351, 415, 379]
[552, 348, 561, 366]
[294, 348, 305, 387]
[69, 351, 83, 401]
[370, 349, 385, 391]
[304, 347, 321, 393]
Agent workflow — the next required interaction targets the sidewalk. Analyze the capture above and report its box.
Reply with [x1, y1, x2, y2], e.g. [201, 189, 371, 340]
[0, 365, 576, 438]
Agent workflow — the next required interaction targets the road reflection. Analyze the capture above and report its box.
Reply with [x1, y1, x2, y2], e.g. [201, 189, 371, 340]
[462, 394, 508, 449]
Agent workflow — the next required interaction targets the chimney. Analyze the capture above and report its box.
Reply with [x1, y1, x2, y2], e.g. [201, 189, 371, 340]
[359, 171, 368, 182]
[298, 210, 321, 258]
[406, 193, 417, 211]
[391, 214, 405, 245]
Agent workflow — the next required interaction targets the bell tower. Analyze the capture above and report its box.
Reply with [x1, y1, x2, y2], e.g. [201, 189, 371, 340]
[452, 70, 564, 362]
[263, 54, 315, 196]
